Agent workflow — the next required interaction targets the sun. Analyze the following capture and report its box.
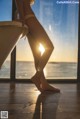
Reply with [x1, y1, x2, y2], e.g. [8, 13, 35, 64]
[39, 43, 45, 56]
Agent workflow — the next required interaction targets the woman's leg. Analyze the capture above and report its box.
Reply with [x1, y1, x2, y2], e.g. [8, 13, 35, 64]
[16, 0, 60, 92]
[15, 0, 41, 91]
[23, 0, 54, 71]
[27, 33, 60, 92]
[27, 33, 43, 92]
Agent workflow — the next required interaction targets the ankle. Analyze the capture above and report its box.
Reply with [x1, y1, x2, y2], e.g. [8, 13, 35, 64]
[35, 71, 42, 78]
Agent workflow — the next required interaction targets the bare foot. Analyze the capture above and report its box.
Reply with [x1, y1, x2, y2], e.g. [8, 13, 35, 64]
[31, 72, 60, 93]
[40, 76, 60, 93]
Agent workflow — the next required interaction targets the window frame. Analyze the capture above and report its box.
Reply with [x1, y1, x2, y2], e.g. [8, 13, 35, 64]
[0, 0, 80, 83]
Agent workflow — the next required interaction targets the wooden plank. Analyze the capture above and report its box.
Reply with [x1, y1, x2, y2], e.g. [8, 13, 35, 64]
[0, 84, 80, 119]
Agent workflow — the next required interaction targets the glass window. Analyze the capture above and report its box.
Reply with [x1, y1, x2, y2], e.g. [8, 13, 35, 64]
[0, 0, 12, 78]
[0, 56, 10, 78]
[0, 0, 12, 21]
[16, 38, 36, 79]
[16, 0, 79, 79]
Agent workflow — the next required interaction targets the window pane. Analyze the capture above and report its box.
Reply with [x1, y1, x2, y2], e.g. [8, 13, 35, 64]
[0, 0, 12, 78]
[16, 38, 36, 79]
[16, 0, 79, 79]
[0, 0, 12, 21]
[0, 56, 10, 78]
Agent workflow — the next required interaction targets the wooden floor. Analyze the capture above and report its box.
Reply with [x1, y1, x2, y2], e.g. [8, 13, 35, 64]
[0, 83, 80, 119]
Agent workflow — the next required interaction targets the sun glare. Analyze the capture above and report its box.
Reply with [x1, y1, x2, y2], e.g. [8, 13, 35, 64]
[39, 43, 45, 56]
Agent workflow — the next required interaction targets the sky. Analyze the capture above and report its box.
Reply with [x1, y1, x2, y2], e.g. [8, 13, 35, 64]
[0, 0, 79, 62]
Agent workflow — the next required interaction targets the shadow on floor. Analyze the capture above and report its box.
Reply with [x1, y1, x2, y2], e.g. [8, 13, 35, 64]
[9, 82, 60, 119]
[33, 92, 60, 119]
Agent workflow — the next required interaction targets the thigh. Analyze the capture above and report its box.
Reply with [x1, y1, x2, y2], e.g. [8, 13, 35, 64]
[25, 15, 54, 50]
[27, 33, 41, 59]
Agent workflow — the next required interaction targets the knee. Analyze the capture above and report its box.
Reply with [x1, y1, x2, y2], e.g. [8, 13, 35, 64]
[51, 43, 54, 51]
[45, 44, 54, 56]
[48, 43, 54, 53]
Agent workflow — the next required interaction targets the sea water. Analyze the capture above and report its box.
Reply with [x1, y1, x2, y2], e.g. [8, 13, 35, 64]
[0, 61, 77, 79]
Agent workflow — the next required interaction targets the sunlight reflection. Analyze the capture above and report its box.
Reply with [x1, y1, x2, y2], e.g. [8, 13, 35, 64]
[19, 34, 23, 39]
[49, 24, 52, 31]
[44, 68, 47, 78]
[39, 43, 45, 56]
[35, 90, 41, 96]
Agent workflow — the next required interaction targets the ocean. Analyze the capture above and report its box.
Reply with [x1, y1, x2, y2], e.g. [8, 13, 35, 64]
[0, 61, 77, 79]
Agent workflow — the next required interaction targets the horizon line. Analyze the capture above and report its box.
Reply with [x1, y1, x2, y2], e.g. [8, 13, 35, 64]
[6, 60, 77, 63]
